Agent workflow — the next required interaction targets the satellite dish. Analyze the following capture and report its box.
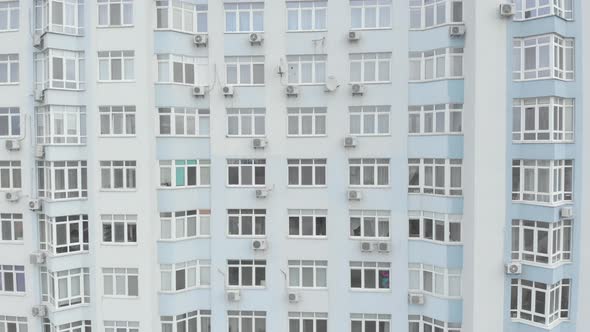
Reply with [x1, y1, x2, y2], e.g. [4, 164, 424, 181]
[325, 75, 339, 92]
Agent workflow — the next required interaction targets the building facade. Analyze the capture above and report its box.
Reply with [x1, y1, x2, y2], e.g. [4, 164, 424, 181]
[0, 0, 589, 331]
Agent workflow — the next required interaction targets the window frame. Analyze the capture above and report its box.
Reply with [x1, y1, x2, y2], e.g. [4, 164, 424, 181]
[350, 0, 392, 30]
[349, 105, 391, 136]
[0, 264, 25, 294]
[98, 50, 135, 82]
[34, 49, 85, 91]
[349, 52, 391, 84]
[408, 315, 462, 332]
[97, 0, 134, 27]
[161, 310, 211, 332]
[160, 209, 211, 241]
[0, 316, 27, 332]
[288, 158, 327, 187]
[288, 260, 328, 289]
[226, 108, 266, 137]
[288, 209, 327, 238]
[227, 259, 266, 288]
[349, 210, 391, 240]
[0, 213, 23, 242]
[38, 214, 89, 255]
[409, 0, 463, 30]
[511, 159, 573, 205]
[287, 107, 327, 137]
[0, 54, 19, 85]
[350, 313, 391, 332]
[102, 268, 139, 298]
[0, 1, 19, 32]
[408, 211, 462, 244]
[513, 0, 573, 21]
[34, 0, 85, 36]
[0, 107, 21, 138]
[510, 278, 570, 328]
[101, 214, 138, 245]
[227, 209, 266, 238]
[511, 219, 572, 266]
[160, 260, 211, 292]
[286, 1, 327, 32]
[287, 54, 327, 85]
[36, 160, 87, 201]
[408, 158, 463, 196]
[225, 56, 265, 86]
[99, 105, 136, 137]
[159, 159, 211, 188]
[348, 158, 390, 187]
[409, 48, 464, 82]
[349, 261, 391, 291]
[408, 263, 462, 298]
[224, 2, 264, 33]
[35, 105, 87, 145]
[40, 267, 91, 309]
[408, 103, 463, 135]
[99, 160, 137, 191]
[226, 159, 266, 187]
[156, 54, 208, 86]
[513, 34, 574, 81]
[155, 0, 208, 33]
[512, 97, 574, 143]
[0, 160, 21, 191]
[157, 107, 210, 137]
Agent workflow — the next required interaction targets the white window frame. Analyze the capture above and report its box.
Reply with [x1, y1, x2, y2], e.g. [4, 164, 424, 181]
[350, 313, 391, 332]
[227, 209, 266, 237]
[224, 2, 264, 33]
[408, 315, 462, 332]
[286, 1, 327, 32]
[97, 0, 133, 27]
[99, 105, 136, 137]
[0, 213, 23, 242]
[160, 260, 211, 292]
[512, 97, 574, 143]
[34, 0, 84, 35]
[349, 105, 391, 136]
[288, 260, 328, 289]
[34, 49, 85, 90]
[511, 219, 572, 266]
[0, 1, 19, 32]
[0, 107, 21, 138]
[161, 310, 211, 332]
[0, 316, 27, 332]
[35, 105, 87, 145]
[156, 0, 208, 33]
[159, 160, 211, 188]
[227, 159, 266, 187]
[100, 160, 137, 191]
[408, 103, 463, 135]
[227, 259, 266, 288]
[158, 107, 210, 137]
[0, 265, 25, 294]
[288, 209, 327, 238]
[101, 214, 137, 244]
[0, 160, 21, 190]
[350, 53, 391, 84]
[288, 159, 327, 187]
[408, 158, 463, 196]
[227, 108, 266, 137]
[409, 0, 463, 30]
[408, 211, 462, 244]
[157, 54, 208, 85]
[287, 55, 327, 85]
[0, 54, 19, 84]
[350, 261, 391, 291]
[38, 214, 89, 255]
[102, 268, 139, 297]
[287, 107, 327, 137]
[511, 159, 573, 205]
[225, 56, 265, 86]
[408, 263, 462, 298]
[350, 0, 392, 30]
[43, 320, 92, 332]
[349, 210, 390, 240]
[513, 34, 574, 81]
[349, 158, 390, 187]
[98, 50, 135, 82]
[513, 0, 573, 21]
[409, 48, 463, 82]
[40, 267, 90, 309]
[510, 278, 570, 328]
[160, 209, 211, 241]
[288, 312, 328, 332]
[37, 161, 87, 200]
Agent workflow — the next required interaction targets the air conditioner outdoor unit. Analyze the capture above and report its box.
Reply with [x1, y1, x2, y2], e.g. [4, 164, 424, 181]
[256, 188, 269, 199]
[249, 33, 264, 45]
[194, 34, 208, 46]
[35, 145, 46, 159]
[348, 30, 360, 41]
[505, 262, 522, 275]
[252, 239, 267, 250]
[449, 24, 466, 37]
[344, 136, 357, 148]
[560, 206, 574, 218]
[408, 293, 425, 305]
[193, 86, 206, 97]
[348, 190, 362, 201]
[351, 83, 366, 96]
[227, 290, 241, 302]
[378, 242, 390, 253]
[360, 241, 373, 252]
[288, 292, 300, 303]
[29, 251, 47, 265]
[5, 139, 20, 151]
[5, 191, 20, 202]
[285, 85, 299, 97]
[32, 305, 48, 318]
[29, 199, 42, 212]
[222, 85, 234, 97]
[34, 89, 45, 102]
[252, 138, 267, 149]
[33, 33, 44, 49]
[499, 3, 516, 17]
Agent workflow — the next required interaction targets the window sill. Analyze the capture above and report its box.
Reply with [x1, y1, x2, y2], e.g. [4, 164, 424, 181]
[408, 133, 463, 137]
[510, 318, 568, 330]
[0, 29, 19, 33]
[226, 185, 267, 188]
[408, 192, 463, 198]
[101, 242, 138, 247]
[287, 135, 328, 138]
[512, 260, 572, 269]
[349, 186, 391, 189]
[349, 81, 391, 85]
[513, 15, 573, 23]
[409, 22, 465, 31]
[408, 291, 461, 300]
[157, 186, 211, 190]
[349, 288, 391, 293]
[0, 83, 19, 86]
[287, 236, 327, 240]
[409, 77, 464, 83]
[224, 31, 265, 34]
[154, 29, 206, 35]
[42, 197, 88, 203]
[155, 82, 205, 87]
[159, 287, 211, 295]
[286, 29, 328, 34]
[99, 189, 137, 193]
[39, 142, 87, 146]
[350, 237, 391, 241]
[226, 135, 267, 138]
[0, 292, 26, 297]
[97, 80, 137, 84]
[350, 133, 392, 137]
[47, 251, 89, 258]
[511, 200, 573, 207]
[512, 140, 574, 144]
[287, 185, 328, 189]
[408, 238, 462, 246]
[156, 135, 210, 139]
[51, 303, 90, 312]
[287, 287, 328, 291]
[100, 135, 137, 138]
[514, 77, 574, 83]
[102, 295, 139, 299]
[227, 235, 267, 239]
[0, 241, 24, 245]
[349, 27, 392, 31]
[226, 84, 266, 88]
[158, 237, 211, 243]
[97, 25, 135, 29]
[287, 83, 327, 87]
[225, 286, 266, 290]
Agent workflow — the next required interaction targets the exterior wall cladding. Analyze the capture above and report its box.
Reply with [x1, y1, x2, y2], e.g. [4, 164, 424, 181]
[0, 0, 589, 332]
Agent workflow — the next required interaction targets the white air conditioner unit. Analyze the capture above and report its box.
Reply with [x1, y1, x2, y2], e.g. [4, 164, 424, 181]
[227, 290, 241, 302]
[256, 188, 269, 199]
[252, 239, 267, 250]
[249, 32, 264, 45]
[348, 190, 362, 201]
[360, 241, 373, 252]
[29, 251, 47, 265]
[252, 138, 267, 149]
[408, 293, 425, 305]
[560, 206, 574, 218]
[499, 3, 516, 17]
[222, 85, 234, 97]
[288, 292, 300, 303]
[344, 136, 357, 148]
[351, 83, 366, 96]
[5, 191, 20, 202]
[285, 85, 299, 97]
[34, 89, 45, 102]
[5, 139, 20, 151]
[194, 34, 208, 47]
[449, 24, 466, 37]
[377, 242, 390, 253]
[29, 199, 42, 212]
[193, 86, 206, 97]
[35, 145, 46, 159]
[33, 33, 44, 49]
[348, 30, 360, 41]
[505, 262, 522, 275]
[32, 305, 48, 318]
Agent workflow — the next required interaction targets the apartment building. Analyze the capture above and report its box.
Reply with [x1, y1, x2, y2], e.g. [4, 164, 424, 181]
[0, 0, 589, 331]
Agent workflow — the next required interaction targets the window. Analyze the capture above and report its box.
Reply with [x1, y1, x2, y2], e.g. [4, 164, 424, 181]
[98, 51, 134, 82]
[409, 0, 463, 29]
[408, 158, 462, 196]
[349, 158, 389, 187]
[161, 310, 211, 332]
[227, 260, 266, 288]
[350, 53, 391, 83]
[408, 211, 462, 243]
[510, 279, 570, 327]
[227, 108, 265, 137]
[99, 106, 136, 136]
[225, 56, 264, 86]
[158, 107, 209, 137]
[349, 106, 390, 136]
[288, 159, 327, 187]
[350, 0, 391, 29]
[408, 263, 461, 298]
[102, 268, 138, 297]
[34, 0, 84, 35]
[288, 209, 327, 238]
[159, 160, 211, 188]
[0, 161, 21, 190]
[228, 311, 266, 332]
[513, 97, 574, 143]
[1, 213, 23, 242]
[35, 105, 86, 144]
[287, 55, 326, 85]
[37, 161, 87, 200]
[228, 209, 265, 237]
[350, 262, 390, 290]
[408, 315, 461, 332]
[512, 160, 573, 204]
[224, 2, 264, 32]
[409, 48, 463, 82]
[160, 210, 210, 240]
[38, 214, 89, 255]
[0, 316, 27, 332]
[160, 260, 211, 292]
[227, 159, 266, 187]
[287, 1, 327, 32]
[350, 313, 391, 332]
[289, 312, 327, 332]
[157, 54, 208, 85]
[101, 214, 137, 244]
[288, 260, 327, 289]
[287, 107, 326, 137]
[513, 34, 574, 81]
[156, 0, 208, 33]
[0, 1, 19, 32]
[408, 104, 463, 135]
[40, 267, 90, 308]
[0, 265, 25, 293]
[0, 54, 18, 84]
[98, 0, 133, 27]
[34, 49, 85, 90]
[0, 107, 20, 138]
[43, 320, 91, 332]
[511, 219, 572, 265]
[100, 161, 137, 190]
[350, 210, 390, 239]
[513, 0, 573, 20]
